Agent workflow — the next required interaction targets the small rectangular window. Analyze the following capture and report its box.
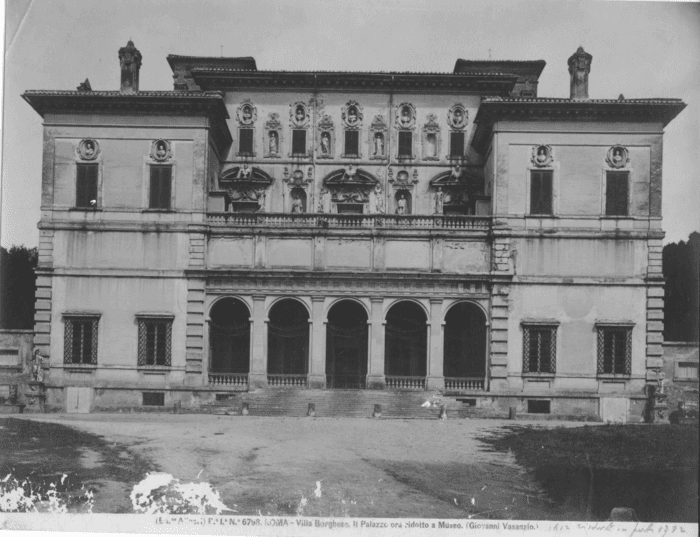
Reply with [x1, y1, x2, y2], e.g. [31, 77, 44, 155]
[530, 170, 553, 215]
[676, 362, 699, 380]
[292, 130, 307, 155]
[239, 128, 254, 155]
[522, 325, 557, 374]
[76, 164, 98, 208]
[528, 400, 551, 414]
[149, 166, 172, 210]
[64, 316, 99, 365]
[398, 131, 412, 158]
[138, 317, 173, 367]
[142, 392, 165, 406]
[344, 130, 359, 156]
[597, 326, 632, 375]
[450, 132, 465, 158]
[606, 171, 629, 216]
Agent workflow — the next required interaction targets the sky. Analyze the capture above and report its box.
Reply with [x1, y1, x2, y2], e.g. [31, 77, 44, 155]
[1, 0, 699, 248]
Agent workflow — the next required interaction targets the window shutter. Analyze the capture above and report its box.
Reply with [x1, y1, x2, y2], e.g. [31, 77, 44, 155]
[606, 172, 629, 216]
[76, 164, 98, 208]
[150, 166, 172, 209]
[292, 130, 306, 155]
[450, 132, 465, 157]
[530, 171, 553, 215]
[239, 129, 254, 154]
[398, 132, 412, 157]
[345, 130, 359, 156]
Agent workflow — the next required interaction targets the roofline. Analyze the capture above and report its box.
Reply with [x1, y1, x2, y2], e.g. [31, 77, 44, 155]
[453, 59, 547, 78]
[166, 54, 257, 71]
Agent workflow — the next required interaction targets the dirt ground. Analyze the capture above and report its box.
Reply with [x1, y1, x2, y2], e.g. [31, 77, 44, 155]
[2, 414, 695, 521]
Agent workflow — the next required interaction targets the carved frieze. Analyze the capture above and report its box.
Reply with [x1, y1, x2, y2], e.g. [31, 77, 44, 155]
[606, 145, 630, 169]
[531, 145, 554, 167]
[77, 139, 100, 161]
[150, 139, 172, 162]
[236, 100, 257, 126]
[422, 113, 441, 161]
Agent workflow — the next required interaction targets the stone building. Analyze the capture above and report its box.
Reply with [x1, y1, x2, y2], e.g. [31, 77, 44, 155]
[21, 42, 686, 420]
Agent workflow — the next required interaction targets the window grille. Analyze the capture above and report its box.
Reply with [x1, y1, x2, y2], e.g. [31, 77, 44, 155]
[149, 166, 172, 209]
[344, 130, 359, 156]
[398, 131, 412, 158]
[606, 171, 629, 216]
[64, 316, 99, 365]
[292, 130, 307, 155]
[522, 325, 557, 374]
[530, 170, 553, 215]
[138, 318, 172, 366]
[450, 132, 465, 158]
[239, 128, 254, 155]
[76, 164, 98, 208]
[597, 326, 632, 375]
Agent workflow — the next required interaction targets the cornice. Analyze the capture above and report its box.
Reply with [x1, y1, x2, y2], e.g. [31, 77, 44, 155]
[21, 90, 232, 152]
[471, 98, 687, 154]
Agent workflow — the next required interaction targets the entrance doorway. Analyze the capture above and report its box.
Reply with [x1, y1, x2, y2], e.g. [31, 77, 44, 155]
[267, 299, 309, 377]
[326, 300, 368, 389]
[385, 301, 427, 378]
[443, 302, 486, 389]
[209, 298, 250, 375]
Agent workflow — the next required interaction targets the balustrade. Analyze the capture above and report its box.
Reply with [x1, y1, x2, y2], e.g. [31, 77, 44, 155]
[207, 213, 490, 230]
[385, 376, 426, 390]
[443, 377, 485, 391]
[267, 374, 308, 388]
[208, 373, 249, 386]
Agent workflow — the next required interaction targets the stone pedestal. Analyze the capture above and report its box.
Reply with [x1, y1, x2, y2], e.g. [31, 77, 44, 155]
[24, 381, 46, 413]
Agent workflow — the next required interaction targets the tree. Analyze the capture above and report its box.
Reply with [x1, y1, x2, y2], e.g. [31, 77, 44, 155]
[663, 232, 700, 342]
[0, 245, 38, 329]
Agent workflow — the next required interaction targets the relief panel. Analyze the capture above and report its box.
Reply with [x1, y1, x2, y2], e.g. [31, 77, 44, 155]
[385, 240, 430, 270]
[267, 238, 313, 268]
[209, 238, 254, 268]
[442, 241, 490, 273]
[326, 239, 371, 269]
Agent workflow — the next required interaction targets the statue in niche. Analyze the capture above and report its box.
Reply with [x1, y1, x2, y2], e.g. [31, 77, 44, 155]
[318, 187, 330, 213]
[269, 132, 279, 154]
[83, 140, 96, 159]
[156, 141, 168, 160]
[295, 105, 306, 123]
[453, 108, 465, 128]
[400, 106, 412, 127]
[237, 164, 252, 180]
[257, 189, 266, 212]
[612, 148, 623, 165]
[536, 146, 548, 165]
[372, 183, 385, 214]
[426, 133, 437, 158]
[396, 194, 408, 215]
[291, 195, 304, 214]
[373, 132, 385, 156]
[347, 106, 359, 126]
[321, 132, 331, 155]
[434, 187, 444, 214]
[242, 105, 253, 123]
[32, 348, 44, 382]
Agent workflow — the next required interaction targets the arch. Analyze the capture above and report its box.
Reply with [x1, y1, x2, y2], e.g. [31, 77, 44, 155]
[324, 296, 369, 322]
[326, 300, 369, 389]
[321, 168, 379, 185]
[209, 297, 251, 374]
[267, 295, 311, 319]
[384, 301, 428, 378]
[267, 298, 309, 376]
[208, 295, 251, 319]
[443, 301, 487, 379]
[383, 297, 429, 320]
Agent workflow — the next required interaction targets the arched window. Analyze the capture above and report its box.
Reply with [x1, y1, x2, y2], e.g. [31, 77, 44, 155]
[444, 303, 486, 380]
[209, 298, 250, 375]
[267, 299, 309, 378]
[326, 301, 368, 389]
[385, 302, 427, 378]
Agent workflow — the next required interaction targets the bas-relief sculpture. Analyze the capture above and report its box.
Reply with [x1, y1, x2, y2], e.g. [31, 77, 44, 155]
[236, 100, 257, 126]
[531, 145, 554, 167]
[150, 139, 171, 162]
[606, 145, 630, 169]
[448, 104, 468, 130]
[78, 139, 100, 160]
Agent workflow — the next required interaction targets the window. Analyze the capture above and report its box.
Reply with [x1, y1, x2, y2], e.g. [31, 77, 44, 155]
[597, 325, 632, 375]
[528, 400, 551, 414]
[142, 392, 165, 406]
[605, 171, 629, 216]
[522, 324, 557, 374]
[64, 315, 99, 365]
[450, 132, 465, 158]
[149, 166, 172, 209]
[239, 128, 254, 155]
[398, 131, 412, 158]
[76, 164, 98, 208]
[292, 130, 307, 155]
[137, 317, 173, 367]
[675, 362, 699, 380]
[344, 130, 359, 156]
[530, 170, 553, 215]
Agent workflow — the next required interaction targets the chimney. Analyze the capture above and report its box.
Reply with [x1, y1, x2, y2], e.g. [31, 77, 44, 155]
[567, 46, 592, 100]
[118, 40, 142, 93]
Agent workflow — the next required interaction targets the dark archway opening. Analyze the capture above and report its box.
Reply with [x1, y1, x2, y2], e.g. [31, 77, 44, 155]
[326, 301, 368, 389]
[209, 298, 250, 374]
[267, 299, 309, 376]
[444, 302, 487, 379]
[385, 301, 427, 377]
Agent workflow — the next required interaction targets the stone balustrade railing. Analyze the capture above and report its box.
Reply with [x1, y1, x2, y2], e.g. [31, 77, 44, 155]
[207, 213, 491, 230]
[208, 372, 249, 386]
[443, 377, 485, 391]
[267, 374, 308, 388]
[385, 376, 427, 390]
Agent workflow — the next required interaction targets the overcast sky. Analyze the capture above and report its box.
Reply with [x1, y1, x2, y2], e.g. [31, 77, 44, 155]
[1, 0, 699, 247]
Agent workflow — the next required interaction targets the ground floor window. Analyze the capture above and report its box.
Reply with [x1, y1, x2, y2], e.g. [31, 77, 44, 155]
[63, 314, 99, 365]
[137, 316, 173, 366]
[597, 324, 633, 375]
[522, 322, 558, 374]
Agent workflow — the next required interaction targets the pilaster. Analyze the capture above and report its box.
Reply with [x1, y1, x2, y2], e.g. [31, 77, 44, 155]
[308, 296, 327, 388]
[426, 298, 444, 390]
[645, 238, 665, 380]
[33, 270, 54, 357]
[367, 297, 386, 389]
[249, 295, 268, 388]
[185, 278, 205, 376]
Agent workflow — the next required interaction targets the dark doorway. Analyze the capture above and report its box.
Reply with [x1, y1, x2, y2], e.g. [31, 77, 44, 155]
[443, 302, 487, 378]
[209, 298, 250, 374]
[385, 301, 427, 377]
[267, 299, 309, 375]
[326, 301, 368, 389]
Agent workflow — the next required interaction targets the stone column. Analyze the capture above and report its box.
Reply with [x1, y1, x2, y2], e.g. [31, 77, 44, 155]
[249, 295, 268, 388]
[426, 298, 444, 390]
[367, 297, 386, 389]
[308, 296, 327, 389]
